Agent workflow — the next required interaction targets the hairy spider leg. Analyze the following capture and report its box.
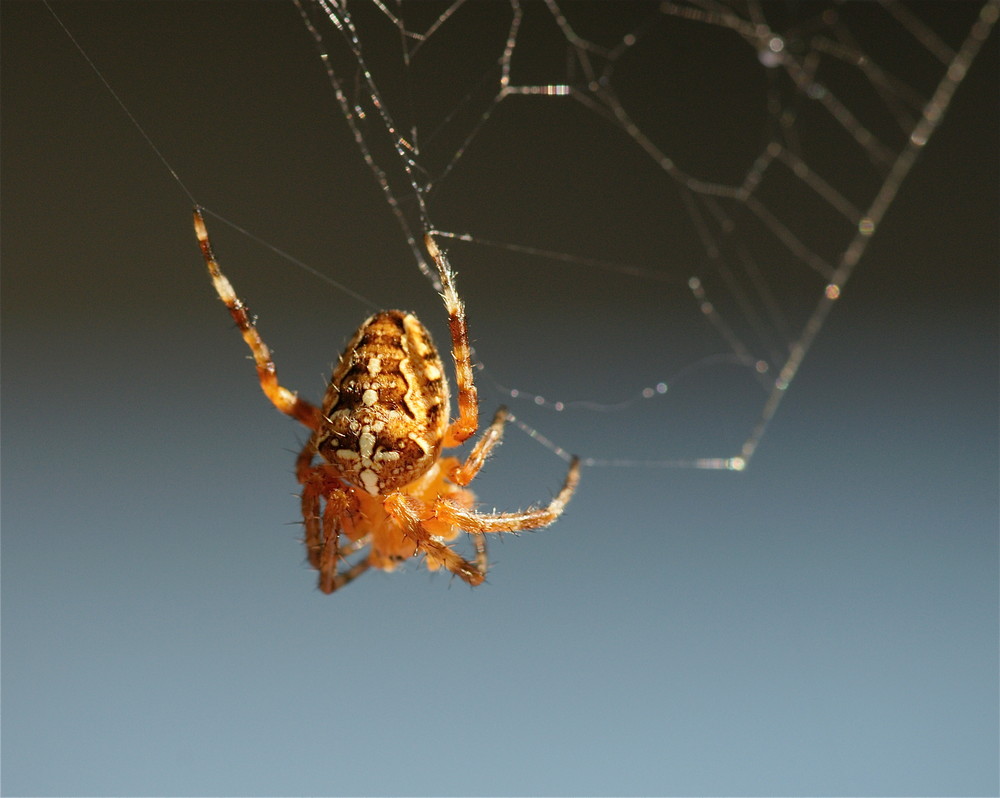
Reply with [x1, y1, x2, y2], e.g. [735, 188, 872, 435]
[449, 406, 509, 486]
[447, 406, 513, 577]
[297, 434, 376, 592]
[381, 492, 488, 586]
[296, 435, 330, 573]
[194, 207, 322, 430]
[384, 454, 581, 585]
[424, 234, 478, 446]
[435, 455, 580, 533]
[299, 463, 373, 593]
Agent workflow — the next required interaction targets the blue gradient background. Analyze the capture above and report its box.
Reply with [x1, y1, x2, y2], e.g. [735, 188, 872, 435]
[3, 2, 997, 795]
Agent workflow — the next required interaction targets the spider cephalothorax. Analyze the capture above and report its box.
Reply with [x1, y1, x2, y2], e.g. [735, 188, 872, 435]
[195, 207, 579, 593]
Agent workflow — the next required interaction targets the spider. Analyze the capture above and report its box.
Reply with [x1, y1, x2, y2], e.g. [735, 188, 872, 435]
[194, 208, 580, 593]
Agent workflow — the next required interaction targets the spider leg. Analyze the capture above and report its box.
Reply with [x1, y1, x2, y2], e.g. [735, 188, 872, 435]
[444, 406, 509, 576]
[424, 234, 478, 446]
[299, 464, 365, 593]
[384, 492, 486, 586]
[324, 557, 372, 593]
[296, 435, 325, 571]
[449, 406, 509, 486]
[470, 531, 488, 576]
[317, 488, 372, 593]
[332, 532, 372, 558]
[295, 432, 321, 483]
[194, 208, 322, 430]
[436, 455, 581, 534]
[318, 488, 371, 593]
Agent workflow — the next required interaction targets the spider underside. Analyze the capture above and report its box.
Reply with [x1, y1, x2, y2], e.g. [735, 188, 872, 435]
[194, 208, 579, 593]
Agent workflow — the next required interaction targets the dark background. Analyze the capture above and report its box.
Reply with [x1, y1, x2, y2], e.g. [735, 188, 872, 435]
[3, 2, 997, 795]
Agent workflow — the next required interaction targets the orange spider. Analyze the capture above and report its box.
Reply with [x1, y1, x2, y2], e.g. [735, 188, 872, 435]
[194, 209, 579, 593]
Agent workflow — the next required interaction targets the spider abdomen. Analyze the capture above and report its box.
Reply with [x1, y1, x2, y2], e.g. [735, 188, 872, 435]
[315, 310, 450, 494]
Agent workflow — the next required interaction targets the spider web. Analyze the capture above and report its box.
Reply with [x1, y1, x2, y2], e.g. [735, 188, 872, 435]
[292, 0, 997, 470]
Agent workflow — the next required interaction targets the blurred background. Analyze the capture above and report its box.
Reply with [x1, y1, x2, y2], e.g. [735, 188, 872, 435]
[3, 2, 997, 795]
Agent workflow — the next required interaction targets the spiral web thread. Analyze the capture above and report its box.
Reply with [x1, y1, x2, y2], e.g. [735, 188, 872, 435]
[294, 0, 997, 470]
